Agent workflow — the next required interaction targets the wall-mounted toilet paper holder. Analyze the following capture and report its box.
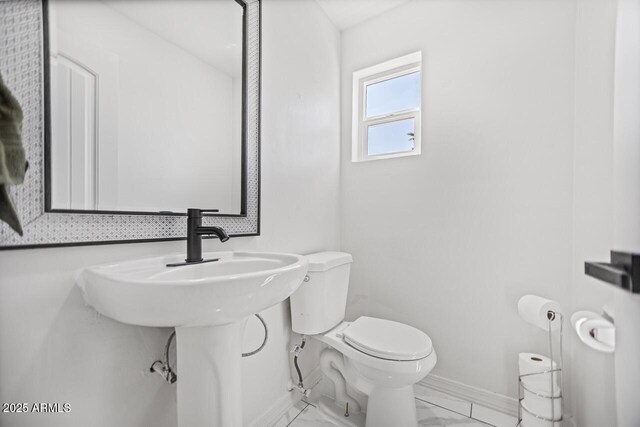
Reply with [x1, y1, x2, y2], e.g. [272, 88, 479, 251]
[571, 310, 615, 353]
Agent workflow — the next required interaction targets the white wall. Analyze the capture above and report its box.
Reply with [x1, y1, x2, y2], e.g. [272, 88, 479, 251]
[341, 0, 621, 424]
[0, 1, 340, 426]
[611, 1, 640, 425]
[569, 0, 617, 425]
[341, 0, 576, 403]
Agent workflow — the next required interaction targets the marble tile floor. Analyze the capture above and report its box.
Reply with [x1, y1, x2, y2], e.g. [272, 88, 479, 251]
[274, 397, 498, 427]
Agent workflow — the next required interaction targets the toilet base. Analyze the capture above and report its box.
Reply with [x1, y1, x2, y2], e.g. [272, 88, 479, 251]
[315, 387, 418, 427]
[365, 385, 417, 427]
[317, 396, 365, 427]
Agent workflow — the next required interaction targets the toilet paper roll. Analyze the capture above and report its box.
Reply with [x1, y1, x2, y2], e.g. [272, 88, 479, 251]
[523, 389, 562, 420]
[519, 353, 560, 396]
[519, 352, 557, 375]
[521, 401, 561, 427]
[518, 295, 561, 331]
[594, 324, 615, 347]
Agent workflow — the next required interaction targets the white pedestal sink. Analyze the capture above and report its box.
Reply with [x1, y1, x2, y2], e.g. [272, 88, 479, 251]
[76, 251, 308, 427]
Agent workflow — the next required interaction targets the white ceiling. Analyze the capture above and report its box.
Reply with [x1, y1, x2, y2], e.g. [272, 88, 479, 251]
[315, 0, 411, 31]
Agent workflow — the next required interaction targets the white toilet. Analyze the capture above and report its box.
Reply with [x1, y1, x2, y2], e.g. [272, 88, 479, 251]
[290, 252, 437, 427]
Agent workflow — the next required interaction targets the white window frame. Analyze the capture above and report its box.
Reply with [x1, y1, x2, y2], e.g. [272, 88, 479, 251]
[352, 51, 422, 162]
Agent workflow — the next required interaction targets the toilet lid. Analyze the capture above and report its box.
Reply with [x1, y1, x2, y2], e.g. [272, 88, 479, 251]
[342, 316, 433, 361]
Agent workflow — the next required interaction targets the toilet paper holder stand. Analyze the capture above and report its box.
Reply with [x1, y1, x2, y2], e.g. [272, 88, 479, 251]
[517, 310, 564, 426]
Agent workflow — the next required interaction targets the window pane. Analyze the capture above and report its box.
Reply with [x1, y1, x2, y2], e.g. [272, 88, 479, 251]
[366, 71, 420, 118]
[367, 118, 415, 156]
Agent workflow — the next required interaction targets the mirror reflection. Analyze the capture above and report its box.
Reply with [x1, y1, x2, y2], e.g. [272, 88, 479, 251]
[48, 0, 244, 214]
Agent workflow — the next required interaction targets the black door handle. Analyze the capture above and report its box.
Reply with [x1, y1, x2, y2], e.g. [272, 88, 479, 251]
[585, 251, 640, 293]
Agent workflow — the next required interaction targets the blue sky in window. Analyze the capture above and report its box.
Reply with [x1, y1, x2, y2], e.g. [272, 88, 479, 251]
[366, 71, 420, 118]
[367, 118, 415, 156]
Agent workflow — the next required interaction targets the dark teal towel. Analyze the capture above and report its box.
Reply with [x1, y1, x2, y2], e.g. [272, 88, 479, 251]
[0, 71, 27, 236]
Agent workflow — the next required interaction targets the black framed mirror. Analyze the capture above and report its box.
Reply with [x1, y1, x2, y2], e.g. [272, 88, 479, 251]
[45, 0, 248, 217]
[0, 0, 261, 249]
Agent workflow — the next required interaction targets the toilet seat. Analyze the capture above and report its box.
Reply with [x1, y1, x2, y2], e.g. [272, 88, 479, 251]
[341, 316, 432, 361]
[315, 318, 437, 390]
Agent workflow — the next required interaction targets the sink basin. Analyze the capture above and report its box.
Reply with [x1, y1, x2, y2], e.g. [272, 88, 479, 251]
[76, 251, 308, 427]
[77, 251, 308, 327]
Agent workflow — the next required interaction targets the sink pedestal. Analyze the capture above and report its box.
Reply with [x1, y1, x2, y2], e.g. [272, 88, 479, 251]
[175, 318, 249, 427]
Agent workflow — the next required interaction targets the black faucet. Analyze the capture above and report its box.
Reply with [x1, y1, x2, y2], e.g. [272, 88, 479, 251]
[186, 208, 229, 262]
[167, 208, 229, 267]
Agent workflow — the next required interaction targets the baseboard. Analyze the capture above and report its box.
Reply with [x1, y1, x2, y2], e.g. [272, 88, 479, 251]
[247, 366, 323, 427]
[419, 374, 519, 418]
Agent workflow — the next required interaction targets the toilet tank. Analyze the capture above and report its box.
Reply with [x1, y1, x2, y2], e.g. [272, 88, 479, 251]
[289, 251, 353, 335]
